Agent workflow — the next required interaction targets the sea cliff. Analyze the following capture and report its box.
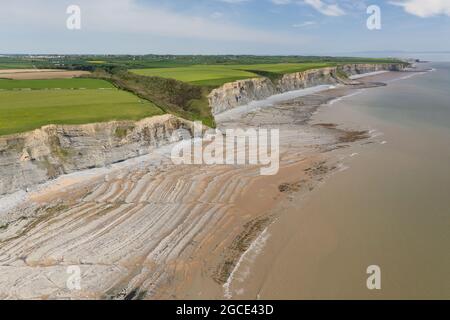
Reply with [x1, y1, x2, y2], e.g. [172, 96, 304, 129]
[208, 63, 405, 115]
[0, 115, 193, 195]
[0, 63, 406, 196]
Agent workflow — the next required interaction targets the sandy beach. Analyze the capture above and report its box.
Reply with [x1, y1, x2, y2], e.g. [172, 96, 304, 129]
[0, 70, 424, 299]
[2, 0, 450, 305]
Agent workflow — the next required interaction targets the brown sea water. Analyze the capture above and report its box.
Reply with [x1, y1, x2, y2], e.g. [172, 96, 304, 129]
[231, 63, 450, 299]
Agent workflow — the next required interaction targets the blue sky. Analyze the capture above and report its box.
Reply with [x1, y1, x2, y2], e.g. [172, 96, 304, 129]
[2, 0, 450, 55]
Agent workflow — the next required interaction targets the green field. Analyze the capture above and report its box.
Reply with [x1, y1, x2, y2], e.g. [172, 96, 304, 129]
[0, 55, 405, 134]
[131, 65, 259, 86]
[234, 62, 335, 74]
[131, 63, 336, 87]
[1, 54, 400, 71]
[0, 54, 403, 73]
[0, 63, 34, 69]
[0, 78, 115, 90]
[0, 89, 163, 136]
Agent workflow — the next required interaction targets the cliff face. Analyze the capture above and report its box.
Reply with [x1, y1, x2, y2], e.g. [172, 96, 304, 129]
[338, 63, 404, 75]
[0, 115, 193, 195]
[208, 63, 405, 115]
[0, 63, 406, 196]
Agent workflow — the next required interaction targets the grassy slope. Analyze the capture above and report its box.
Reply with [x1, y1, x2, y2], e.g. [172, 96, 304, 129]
[0, 89, 163, 136]
[131, 65, 259, 86]
[90, 70, 215, 127]
[0, 78, 114, 90]
[236, 62, 335, 73]
[130, 63, 337, 87]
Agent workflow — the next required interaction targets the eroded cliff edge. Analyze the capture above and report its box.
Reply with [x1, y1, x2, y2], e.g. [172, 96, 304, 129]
[0, 115, 194, 195]
[208, 63, 406, 115]
[0, 63, 406, 196]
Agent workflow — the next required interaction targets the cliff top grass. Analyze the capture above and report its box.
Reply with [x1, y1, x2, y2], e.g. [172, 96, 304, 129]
[130, 63, 336, 87]
[0, 89, 163, 136]
[0, 55, 404, 134]
[131, 65, 259, 87]
[0, 78, 114, 90]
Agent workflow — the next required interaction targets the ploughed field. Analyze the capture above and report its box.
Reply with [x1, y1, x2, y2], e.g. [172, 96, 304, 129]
[131, 63, 335, 87]
[0, 78, 163, 136]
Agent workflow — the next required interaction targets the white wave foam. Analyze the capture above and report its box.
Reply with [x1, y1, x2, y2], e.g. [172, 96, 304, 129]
[337, 163, 350, 172]
[328, 90, 363, 106]
[223, 227, 271, 299]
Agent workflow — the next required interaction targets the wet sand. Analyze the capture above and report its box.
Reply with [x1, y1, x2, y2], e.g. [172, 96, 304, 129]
[0, 72, 416, 299]
[229, 69, 450, 300]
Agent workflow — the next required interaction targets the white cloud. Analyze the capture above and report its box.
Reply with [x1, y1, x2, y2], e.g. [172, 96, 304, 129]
[303, 0, 346, 16]
[218, 0, 251, 3]
[0, 0, 306, 46]
[292, 21, 317, 27]
[271, 0, 293, 4]
[390, 0, 450, 17]
[211, 11, 224, 19]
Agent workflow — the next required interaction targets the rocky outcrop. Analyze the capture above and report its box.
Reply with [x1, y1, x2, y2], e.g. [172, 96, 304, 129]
[208, 63, 406, 115]
[0, 115, 194, 195]
[338, 63, 405, 75]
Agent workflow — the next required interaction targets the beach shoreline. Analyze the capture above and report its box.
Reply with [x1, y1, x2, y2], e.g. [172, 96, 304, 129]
[0, 69, 424, 299]
[224, 66, 450, 300]
[207, 70, 417, 299]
